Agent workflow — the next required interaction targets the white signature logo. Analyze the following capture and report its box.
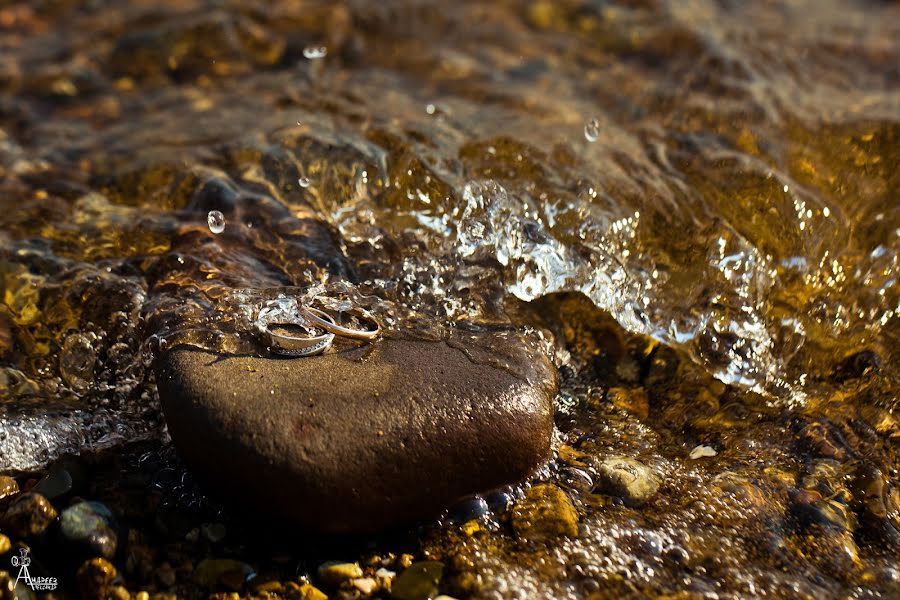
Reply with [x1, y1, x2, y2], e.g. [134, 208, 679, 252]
[11, 548, 58, 591]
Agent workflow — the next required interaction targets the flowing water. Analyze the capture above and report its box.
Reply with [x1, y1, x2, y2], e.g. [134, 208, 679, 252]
[1, 0, 898, 598]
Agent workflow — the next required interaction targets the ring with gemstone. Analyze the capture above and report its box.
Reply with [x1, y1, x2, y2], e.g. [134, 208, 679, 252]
[297, 305, 382, 341]
[261, 307, 336, 356]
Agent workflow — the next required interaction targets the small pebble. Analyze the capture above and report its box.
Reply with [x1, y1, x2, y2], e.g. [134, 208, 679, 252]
[352, 577, 378, 595]
[298, 584, 328, 600]
[76, 557, 118, 600]
[185, 527, 200, 543]
[390, 561, 444, 600]
[511, 484, 579, 541]
[193, 559, 254, 591]
[107, 586, 131, 600]
[317, 561, 363, 587]
[0, 476, 19, 501]
[201, 522, 227, 543]
[155, 562, 176, 587]
[0, 571, 14, 600]
[250, 579, 283, 594]
[2, 492, 57, 537]
[689, 445, 718, 459]
[446, 495, 489, 523]
[594, 456, 659, 507]
[58, 500, 118, 559]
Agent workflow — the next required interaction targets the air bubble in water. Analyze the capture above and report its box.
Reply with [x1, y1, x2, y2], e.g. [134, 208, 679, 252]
[207, 210, 225, 234]
[60, 333, 97, 392]
[298, 177, 311, 188]
[303, 46, 327, 59]
[584, 118, 600, 142]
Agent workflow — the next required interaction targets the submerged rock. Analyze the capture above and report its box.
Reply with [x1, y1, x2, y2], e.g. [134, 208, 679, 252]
[192, 559, 254, 590]
[76, 558, 118, 600]
[156, 338, 556, 533]
[390, 561, 444, 600]
[593, 456, 659, 507]
[58, 501, 118, 559]
[317, 562, 363, 588]
[1, 492, 57, 538]
[31, 458, 86, 500]
[511, 484, 579, 541]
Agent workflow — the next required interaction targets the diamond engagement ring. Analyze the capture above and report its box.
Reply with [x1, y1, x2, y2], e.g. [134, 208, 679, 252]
[260, 306, 336, 357]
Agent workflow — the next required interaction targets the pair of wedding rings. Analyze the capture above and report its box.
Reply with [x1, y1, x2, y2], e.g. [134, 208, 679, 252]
[258, 302, 381, 357]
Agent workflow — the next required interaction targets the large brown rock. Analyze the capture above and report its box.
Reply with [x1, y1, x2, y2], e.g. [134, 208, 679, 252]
[155, 337, 556, 533]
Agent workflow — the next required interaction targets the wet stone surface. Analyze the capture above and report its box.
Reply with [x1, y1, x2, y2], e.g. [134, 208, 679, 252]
[57, 500, 119, 560]
[155, 338, 557, 533]
[510, 484, 579, 542]
[390, 561, 444, 600]
[1, 492, 57, 538]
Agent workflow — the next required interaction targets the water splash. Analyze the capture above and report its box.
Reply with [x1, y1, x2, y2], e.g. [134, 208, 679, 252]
[584, 118, 600, 143]
[302, 46, 327, 60]
[453, 180, 793, 397]
[207, 210, 225, 234]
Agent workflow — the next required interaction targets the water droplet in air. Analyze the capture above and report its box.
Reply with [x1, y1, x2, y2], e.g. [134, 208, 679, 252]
[207, 210, 225, 234]
[584, 118, 600, 142]
[303, 46, 327, 59]
[298, 177, 311, 188]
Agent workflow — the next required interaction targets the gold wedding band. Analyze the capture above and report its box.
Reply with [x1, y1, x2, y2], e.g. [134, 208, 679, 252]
[297, 305, 382, 340]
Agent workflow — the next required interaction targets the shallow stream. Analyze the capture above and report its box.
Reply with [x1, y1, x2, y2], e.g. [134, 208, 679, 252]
[1, 1, 898, 598]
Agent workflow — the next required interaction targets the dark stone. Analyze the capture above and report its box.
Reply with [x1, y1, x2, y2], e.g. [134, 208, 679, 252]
[31, 464, 73, 500]
[155, 338, 556, 533]
[445, 495, 490, 524]
[58, 501, 118, 560]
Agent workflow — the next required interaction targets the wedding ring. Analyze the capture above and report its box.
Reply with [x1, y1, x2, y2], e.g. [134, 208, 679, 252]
[297, 305, 382, 340]
[261, 307, 336, 357]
